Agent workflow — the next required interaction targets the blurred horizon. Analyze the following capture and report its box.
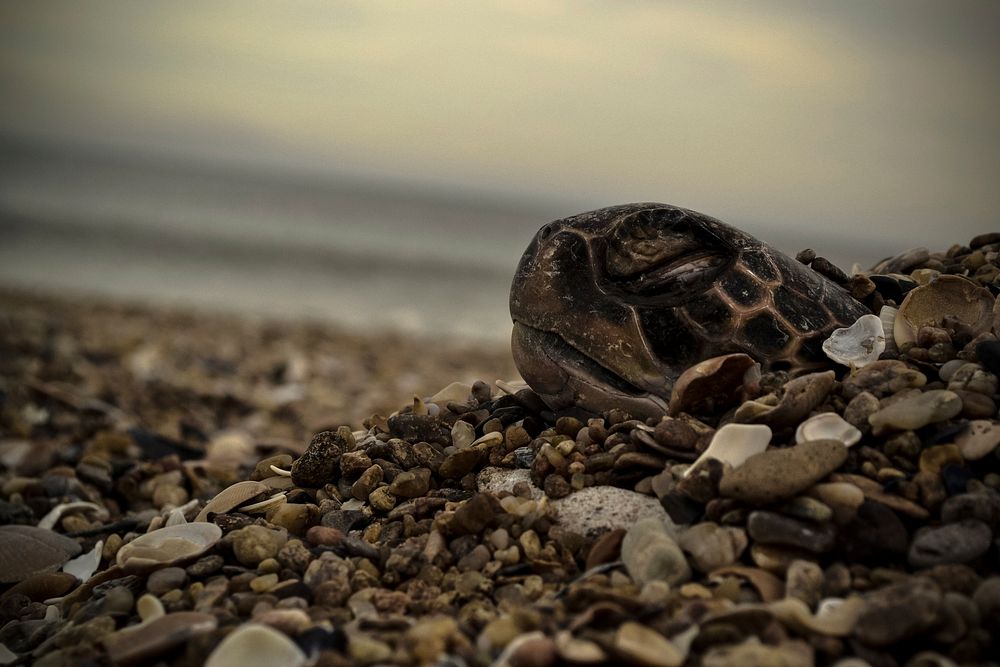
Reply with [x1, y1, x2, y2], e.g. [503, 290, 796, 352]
[1, 1, 998, 340]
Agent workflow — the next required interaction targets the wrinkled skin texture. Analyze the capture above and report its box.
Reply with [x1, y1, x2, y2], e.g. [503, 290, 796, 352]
[510, 203, 869, 420]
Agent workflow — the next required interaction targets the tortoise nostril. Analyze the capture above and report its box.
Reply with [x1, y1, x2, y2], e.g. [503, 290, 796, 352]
[538, 224, 554, 241]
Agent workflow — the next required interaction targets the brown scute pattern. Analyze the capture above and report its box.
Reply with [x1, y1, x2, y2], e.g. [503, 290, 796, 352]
[719, 269, 764, 307]
[740, 249, 781, 283]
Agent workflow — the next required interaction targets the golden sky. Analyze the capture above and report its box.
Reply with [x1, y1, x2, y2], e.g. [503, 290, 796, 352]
[1, 1, 998, 238]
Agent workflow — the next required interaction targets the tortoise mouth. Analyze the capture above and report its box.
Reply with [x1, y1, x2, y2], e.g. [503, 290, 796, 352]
[510, 322, 669, 418]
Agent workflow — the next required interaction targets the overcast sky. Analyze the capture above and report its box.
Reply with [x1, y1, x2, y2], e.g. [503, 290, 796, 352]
[1, 1, 998, 240]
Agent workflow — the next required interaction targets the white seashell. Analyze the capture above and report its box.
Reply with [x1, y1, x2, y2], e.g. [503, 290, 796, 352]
[204, 623, 306, 667]
[822, 314, 885, 368]
[38, 501, 110, 531]
[684, 423, 772, 477]
[165, 508, 188, 526]
[239, 492, 286, 513]
[795, 413, 862, 448]
[768, 595, 866, 637]
[117, 522, 222, 573]
[427, 381, 473, 405]
[62, 539, 103, 581]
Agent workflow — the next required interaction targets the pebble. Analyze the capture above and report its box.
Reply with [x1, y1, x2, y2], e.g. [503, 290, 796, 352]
[869, 390, 963, 435]
[387, 467, 431, 498]
[621, 517, 690, 586]
[8, 238, 1000, 667]
[146, 566, 188, 595]
[230, 525, 288, 567]
[908, 520, 992, 568]
[550, 486, 670, 538]
[0, 525, 82, 583]
[613, 621, 684, 667]
[747, 511, 837, 553]
[956, 420, 1000, 460]
[719, 439, 848, 505]
[854, 578, 943, 646]
[291, 429, 350, 488]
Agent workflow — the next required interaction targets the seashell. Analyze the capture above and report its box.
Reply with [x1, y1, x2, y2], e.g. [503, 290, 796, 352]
[37, 501, 110, 531]
[795, 413, 862, 448]
[668, 353, 758, 417]
[427, 381, 473, 405]
[0, 525, 82, 584]
[105, 611, 218, 666]
[708, 565, 785, 602]
[894, 275, 995, 347]
[116, 522, 222, 573]
[768, 595, 866, 637]
[684, 423, 772, 477]
[239, 492, 287, 513]
[195, 480, 271, 522]
[204, 623, 306, 667]
[62, 539, 103, 581]
[734, 371, 836, 428]
[822, 314, 885, 368]
[879, 306, 898, 353]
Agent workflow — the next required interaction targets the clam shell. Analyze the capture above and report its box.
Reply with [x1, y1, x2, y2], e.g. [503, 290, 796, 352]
[116, 522, 222, 573]
[0, 525, 82, 584]
[822, 314, 885, 368]
[894, 275, 995, 347]
[195, 480, 271, 522]
[795, 413, 862, 448]
[668, 353, 758, 417]
[878, 306, 898, 353]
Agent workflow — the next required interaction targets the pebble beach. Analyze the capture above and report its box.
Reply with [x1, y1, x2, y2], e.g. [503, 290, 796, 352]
[2, 232, 1000, 667]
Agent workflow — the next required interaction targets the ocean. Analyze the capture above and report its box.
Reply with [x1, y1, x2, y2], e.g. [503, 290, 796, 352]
[0, 139, 899, 342]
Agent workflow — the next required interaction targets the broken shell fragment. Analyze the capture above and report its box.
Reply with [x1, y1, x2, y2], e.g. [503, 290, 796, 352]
[204, 623, 306, 667]
[116, 522, 222, 573]
[668, 353, 758, 417]
[795, 413, 862, 448]
[822, 314, 885, 368]
[62, 539, 103, 582]
[894, 275, 995, 347]
[879, 306, 899, 353]
[0, 525, 82, 584]
[684, 423, 772, 477]
[37, 501, 111, 531]
[195, 480, 271, 522]
[768, 596, 865, 637]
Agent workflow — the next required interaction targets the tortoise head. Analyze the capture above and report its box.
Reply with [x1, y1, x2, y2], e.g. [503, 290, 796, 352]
[509, 203, 742, 419]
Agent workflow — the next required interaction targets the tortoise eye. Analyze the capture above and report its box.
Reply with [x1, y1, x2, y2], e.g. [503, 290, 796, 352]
[602, 207, 729, 303]
[605, 208, 695, 278]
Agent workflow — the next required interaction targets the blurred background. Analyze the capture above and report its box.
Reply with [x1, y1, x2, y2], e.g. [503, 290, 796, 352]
[1, 1, 998, 342]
